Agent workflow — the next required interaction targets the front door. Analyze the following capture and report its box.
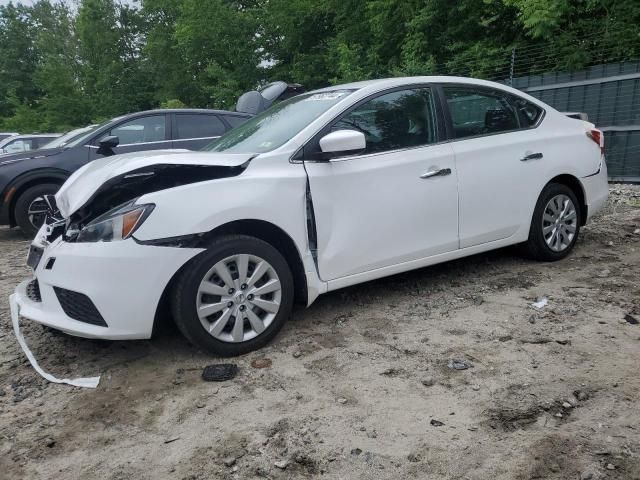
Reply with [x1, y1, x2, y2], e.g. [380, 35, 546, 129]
[89, 114, 171, 160]
[304, 87, 459, 281]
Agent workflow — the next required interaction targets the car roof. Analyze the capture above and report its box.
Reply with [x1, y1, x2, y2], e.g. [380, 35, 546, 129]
[307, 75, 549, 111]
[118, 108, 252, 118]
[309, 75, 519, 93]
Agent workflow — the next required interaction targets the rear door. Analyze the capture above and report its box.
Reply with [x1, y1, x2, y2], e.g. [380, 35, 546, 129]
[304, 86, 459, 281]
[172, 113, 226, 150]
[441, 84, 548, 248]
[89, 114, 171, 160]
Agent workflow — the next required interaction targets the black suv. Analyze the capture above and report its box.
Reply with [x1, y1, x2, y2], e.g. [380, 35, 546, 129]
[0, 108, 250, 235]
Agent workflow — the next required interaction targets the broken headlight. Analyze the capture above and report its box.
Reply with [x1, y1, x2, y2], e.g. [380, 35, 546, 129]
[75, 202, 155, 242]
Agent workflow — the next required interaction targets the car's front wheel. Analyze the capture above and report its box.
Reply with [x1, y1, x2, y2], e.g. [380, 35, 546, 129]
[171, 235, 294, 356]
[525, 183, 581, 261]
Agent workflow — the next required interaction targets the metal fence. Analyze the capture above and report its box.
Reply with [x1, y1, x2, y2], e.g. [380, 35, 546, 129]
[510, 61, 640, 182]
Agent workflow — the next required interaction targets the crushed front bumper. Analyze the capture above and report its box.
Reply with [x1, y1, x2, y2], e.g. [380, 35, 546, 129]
[13, 230, 203, 339]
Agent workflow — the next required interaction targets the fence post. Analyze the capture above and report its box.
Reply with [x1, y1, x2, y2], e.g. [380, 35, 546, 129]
[509, 47, 516, 86]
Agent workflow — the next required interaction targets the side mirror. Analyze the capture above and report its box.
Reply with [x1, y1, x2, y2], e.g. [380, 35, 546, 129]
[97, 135, 119, 157]
[318, 130, 366, 158]
[99, 135, 119, 149]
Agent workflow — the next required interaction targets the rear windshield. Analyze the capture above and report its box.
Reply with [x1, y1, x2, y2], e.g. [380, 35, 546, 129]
[205, 90, 354, 154]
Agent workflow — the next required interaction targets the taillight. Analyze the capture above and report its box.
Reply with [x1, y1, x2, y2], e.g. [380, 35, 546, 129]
[587, 128, 604, 154]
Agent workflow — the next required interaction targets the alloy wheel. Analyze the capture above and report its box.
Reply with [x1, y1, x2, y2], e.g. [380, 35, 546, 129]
[542, 194, 577, 252]
[196, 254, 282, 343]
[27, 196, 49, 229]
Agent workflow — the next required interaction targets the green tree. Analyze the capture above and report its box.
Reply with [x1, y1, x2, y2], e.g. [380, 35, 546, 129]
[173, 0, 261, 108]
[1, 0, 640, 133]
[31, 1, 91, 131]
[0, 3, 38, 120]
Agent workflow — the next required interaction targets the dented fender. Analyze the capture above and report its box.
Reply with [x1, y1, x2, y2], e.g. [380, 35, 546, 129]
[134, 157, 310, 251]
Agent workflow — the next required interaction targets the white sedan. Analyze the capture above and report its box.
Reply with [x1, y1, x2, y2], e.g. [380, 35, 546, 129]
[13, 76, 608, 356]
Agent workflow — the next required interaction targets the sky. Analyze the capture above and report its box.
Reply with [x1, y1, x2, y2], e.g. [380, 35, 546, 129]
[0, 0, 138, 5]
[0, 0, 35, 5]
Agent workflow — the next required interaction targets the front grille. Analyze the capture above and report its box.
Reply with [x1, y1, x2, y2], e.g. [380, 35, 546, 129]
[26, 279, 42, 302]
[53, 287, 107, 327]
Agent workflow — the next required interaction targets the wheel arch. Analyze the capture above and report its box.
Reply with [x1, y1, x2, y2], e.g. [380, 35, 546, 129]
[5, 169, 68, 227]
[545, 174, 588, 226]
[151, 219, 308, 335]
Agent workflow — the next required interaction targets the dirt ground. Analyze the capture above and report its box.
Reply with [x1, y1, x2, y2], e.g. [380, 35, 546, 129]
[0, 185, 639, 480]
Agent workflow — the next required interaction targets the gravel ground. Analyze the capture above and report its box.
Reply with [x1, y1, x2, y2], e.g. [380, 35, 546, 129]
[0, 184, 639, 480]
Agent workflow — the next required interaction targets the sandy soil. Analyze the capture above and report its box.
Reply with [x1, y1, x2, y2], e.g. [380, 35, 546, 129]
[0, 185, 639, 480]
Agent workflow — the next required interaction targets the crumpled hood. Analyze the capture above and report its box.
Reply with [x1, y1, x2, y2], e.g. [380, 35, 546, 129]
[55, 149, 255, 218]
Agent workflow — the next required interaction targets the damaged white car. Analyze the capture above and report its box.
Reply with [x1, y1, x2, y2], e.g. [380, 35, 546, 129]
[13, 77, 608, 356]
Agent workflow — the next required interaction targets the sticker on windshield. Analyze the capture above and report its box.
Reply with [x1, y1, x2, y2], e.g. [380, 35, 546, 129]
[305, 92, 349, 101]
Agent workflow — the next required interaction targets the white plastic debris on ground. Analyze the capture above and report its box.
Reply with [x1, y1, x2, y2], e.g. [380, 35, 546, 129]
[531, 297, 549, 309]
[9, 293, 100, 388]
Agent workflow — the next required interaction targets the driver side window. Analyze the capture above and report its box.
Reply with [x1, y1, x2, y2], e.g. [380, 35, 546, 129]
[333, 88, 437, 155]
[109, 115, 167, 145]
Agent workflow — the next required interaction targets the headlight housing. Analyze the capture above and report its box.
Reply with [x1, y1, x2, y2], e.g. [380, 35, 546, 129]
[76, 201, 155, 243]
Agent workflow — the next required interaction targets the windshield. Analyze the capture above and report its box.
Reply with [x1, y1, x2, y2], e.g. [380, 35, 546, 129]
[65, 117, 123, 148]
[41, 125, 97, 149]
[206, 90, 354, 154]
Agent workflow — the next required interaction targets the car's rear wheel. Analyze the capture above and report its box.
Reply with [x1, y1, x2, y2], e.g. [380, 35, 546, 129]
[525, 183, 581, 261]
[14, 183, 60, 238]
[171, 235, 294, 356]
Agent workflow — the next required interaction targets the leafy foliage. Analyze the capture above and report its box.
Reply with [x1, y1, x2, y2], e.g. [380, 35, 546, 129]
[0, 0, 638, 133]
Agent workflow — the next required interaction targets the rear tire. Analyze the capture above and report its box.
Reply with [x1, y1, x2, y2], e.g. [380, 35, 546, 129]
[171, 235, 294, 356]
[525, 183, 581, 261]
[14, 183, 60, 238]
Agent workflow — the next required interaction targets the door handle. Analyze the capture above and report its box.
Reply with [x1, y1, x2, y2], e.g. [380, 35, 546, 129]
[420, 168, 451, 179]
[521, 152, 543, 161]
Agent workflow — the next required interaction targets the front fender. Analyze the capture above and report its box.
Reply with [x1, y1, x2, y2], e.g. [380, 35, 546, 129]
[133, 160, 310, 258]
[4, 168, 70, 195]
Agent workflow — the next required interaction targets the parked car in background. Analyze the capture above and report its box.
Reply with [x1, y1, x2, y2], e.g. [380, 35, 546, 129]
[0, 132, 19, 142]
[236, 81, 306, 115]
[0, 134, 61, 155]
[0, 108, 251, 235]
[39, 126, 98, 150]
[13, 76, 608, 356]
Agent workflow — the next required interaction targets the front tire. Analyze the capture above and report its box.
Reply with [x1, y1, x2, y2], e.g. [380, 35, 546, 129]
[171, 235, 294, 356]
[14, 183, 60, 238]
[525, 183, 581, 261]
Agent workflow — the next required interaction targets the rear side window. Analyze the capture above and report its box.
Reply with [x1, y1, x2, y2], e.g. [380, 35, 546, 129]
[34, 137, 55, 148]
[510, 96, 543, 127]
[2, 138, 34, 153]
[332, 88, 438, 155]
[443, 86, 520, 138]
[176, 114, 225, 139]
[110, 115, 167, 144]
[223, 115, 249, 128]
